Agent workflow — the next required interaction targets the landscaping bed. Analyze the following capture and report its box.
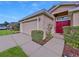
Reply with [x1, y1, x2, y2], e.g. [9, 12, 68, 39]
[31, 30, 53, 45]
[63, 26, 79, 57]
[63, 44, 79, 57]
[33, 38, 51, 45]
[0, 46, 28, 57]
[0, 30, 19, 36]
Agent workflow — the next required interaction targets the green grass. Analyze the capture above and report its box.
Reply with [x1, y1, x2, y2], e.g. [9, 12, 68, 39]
[31, 30, 44, 42]
[0, 30, 19, 36]
[0, 46, 28, 57]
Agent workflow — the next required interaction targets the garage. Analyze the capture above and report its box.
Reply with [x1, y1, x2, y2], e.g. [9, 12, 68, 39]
[20, 19, 37, 35]
[20, 9, 55, 36]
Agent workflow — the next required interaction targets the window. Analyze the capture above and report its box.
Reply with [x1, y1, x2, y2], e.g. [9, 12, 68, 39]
[56, 16, 70, 21]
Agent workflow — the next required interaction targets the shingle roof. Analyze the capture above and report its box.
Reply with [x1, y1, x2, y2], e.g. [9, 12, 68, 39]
[19, 9, 55, 22]
[69, 7, 79, 12]
[48, 1, 79, 13]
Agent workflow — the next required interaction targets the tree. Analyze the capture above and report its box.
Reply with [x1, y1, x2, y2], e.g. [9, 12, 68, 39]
[11, 22, 20, 31]
[3, 21, 9, 26]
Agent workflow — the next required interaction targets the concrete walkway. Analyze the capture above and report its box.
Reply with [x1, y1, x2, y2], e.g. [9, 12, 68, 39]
[0, 33, 64, 57]
[30, 37, 64, 57]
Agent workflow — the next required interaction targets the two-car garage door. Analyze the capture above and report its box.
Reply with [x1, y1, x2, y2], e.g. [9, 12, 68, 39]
[21, 20, 37, 35]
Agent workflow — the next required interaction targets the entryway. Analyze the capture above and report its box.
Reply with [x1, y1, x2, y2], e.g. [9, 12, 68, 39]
[56, 20, 70, 33]
[54, 11, 71, 33]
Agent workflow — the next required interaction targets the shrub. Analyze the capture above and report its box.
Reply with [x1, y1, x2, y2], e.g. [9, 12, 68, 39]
[63, 26, 79, 48]
[46, 32, 53, 40]
[31, 30, 44, 42]
[46, 24, 53, 40]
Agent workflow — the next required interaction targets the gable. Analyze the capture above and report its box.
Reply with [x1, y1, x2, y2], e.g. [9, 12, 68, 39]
[51, 5, 77, 14]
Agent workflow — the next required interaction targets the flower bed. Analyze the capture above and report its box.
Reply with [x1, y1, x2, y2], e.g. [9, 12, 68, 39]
[63, 26, 79, 48]
[63, 26, 79, 57]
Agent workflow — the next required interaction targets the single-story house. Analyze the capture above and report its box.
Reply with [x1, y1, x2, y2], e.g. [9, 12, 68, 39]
[20, 10, 55, 37]
[0, 24, 7, 30]
[20, 2, 79, 35]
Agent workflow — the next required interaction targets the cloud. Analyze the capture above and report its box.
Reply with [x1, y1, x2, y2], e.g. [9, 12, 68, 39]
[0, 15, 17, 19]
[0, 14, 18, 23]
[32, 2, 38, 7]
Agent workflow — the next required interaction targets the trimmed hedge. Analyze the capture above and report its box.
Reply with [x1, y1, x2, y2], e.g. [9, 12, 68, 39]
[63, 26, 79, 48]
[31, 30, 44, 42]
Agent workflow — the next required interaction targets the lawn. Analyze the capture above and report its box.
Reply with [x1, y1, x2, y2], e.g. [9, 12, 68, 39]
[31, 30, 43, 42]
[0, 30, 19, 36]
[0, 46, 28, 57]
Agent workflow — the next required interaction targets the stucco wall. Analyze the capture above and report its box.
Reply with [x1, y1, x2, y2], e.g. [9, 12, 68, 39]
[72, 11, 79, 26]
[51, 5, 76, 14]
[20, 14, 54, 36]
[20, 22, 23, 33]
[41, 15, 55, 35]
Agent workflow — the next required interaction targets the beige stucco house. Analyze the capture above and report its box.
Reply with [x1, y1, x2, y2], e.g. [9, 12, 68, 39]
[20, 2, 79, 36]
[20, 10, 55, 37]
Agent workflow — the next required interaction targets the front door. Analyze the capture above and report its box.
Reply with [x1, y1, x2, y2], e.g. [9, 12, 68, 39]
[56, 16, 70, 33]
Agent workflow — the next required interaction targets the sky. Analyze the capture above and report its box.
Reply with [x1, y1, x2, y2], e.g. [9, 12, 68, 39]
[0, 1, 61, 23]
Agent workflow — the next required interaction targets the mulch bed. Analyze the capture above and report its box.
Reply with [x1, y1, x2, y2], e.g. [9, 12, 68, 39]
[32, 38, 52, 45]
[63, 44, 79, 57]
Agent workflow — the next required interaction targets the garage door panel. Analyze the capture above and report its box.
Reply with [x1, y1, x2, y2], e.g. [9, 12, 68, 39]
[22, 21, 37, 34]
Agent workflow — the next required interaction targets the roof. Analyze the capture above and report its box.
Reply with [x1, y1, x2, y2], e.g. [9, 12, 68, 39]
[0, 24, 5, 26]
[19, 9, 55, 22]
[48, 2, 79, 13]
[69, 7, 79, 12]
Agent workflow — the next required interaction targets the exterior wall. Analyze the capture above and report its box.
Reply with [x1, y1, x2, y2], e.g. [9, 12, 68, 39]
[20, 17, 38, 35]
[41, 15, 55, 35]
[51, 5, 76, 14]
[72, 11, 79, 26]
[20, 22, 23, 33]
[20, 14, 54, 37]
[50, 5, 76, 33]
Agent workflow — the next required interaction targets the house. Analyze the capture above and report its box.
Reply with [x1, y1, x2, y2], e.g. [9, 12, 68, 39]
[48, 2, 79, 33]
[7, 22, 20, 30]
[20, 10, 55, 36]
[20, 2, 79, 35]
[0, 24, 7, 30]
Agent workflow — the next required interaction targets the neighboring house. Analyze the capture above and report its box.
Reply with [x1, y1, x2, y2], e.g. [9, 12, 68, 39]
[0, 24, 7, 30]
[7, 22, 20, 30]
[20, 2, 79, 35]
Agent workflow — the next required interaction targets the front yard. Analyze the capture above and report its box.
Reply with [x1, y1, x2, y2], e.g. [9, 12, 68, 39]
[0, 30, 19, 36]
[0, 46, 28, 57]
[0, 30, 28, 57]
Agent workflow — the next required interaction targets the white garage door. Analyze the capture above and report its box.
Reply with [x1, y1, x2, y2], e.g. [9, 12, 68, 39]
[22, 20, 37, 35]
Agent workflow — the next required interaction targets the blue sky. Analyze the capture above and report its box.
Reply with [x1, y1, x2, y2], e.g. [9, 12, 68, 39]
[0, 1, 61, 23]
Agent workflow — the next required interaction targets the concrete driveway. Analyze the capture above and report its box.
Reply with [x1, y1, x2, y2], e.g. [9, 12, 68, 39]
[0, 33, 64, 57]
[0, 33, 32, 52]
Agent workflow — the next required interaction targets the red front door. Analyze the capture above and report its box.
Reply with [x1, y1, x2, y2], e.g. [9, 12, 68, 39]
[56, 20, 70, 33]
